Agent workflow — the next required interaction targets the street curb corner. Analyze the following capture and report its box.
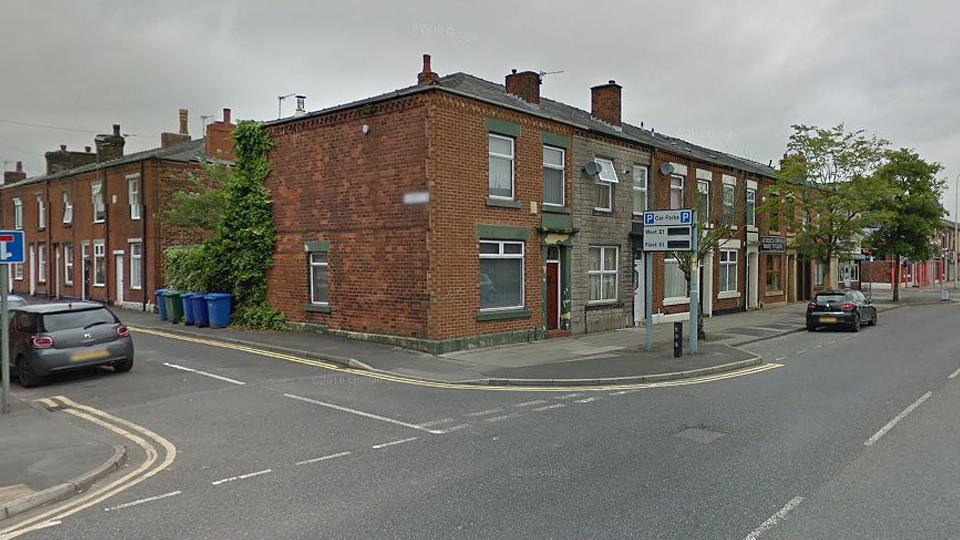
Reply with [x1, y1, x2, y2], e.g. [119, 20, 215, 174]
[0, 444, 127, 522]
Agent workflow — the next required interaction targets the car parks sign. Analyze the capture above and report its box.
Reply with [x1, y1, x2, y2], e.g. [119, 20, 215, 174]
[643, 210, 693, 252]
[759, 235, 786, 252]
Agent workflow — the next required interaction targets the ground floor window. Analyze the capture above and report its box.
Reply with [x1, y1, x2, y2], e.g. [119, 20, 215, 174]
[93, 240, 105, 287]
[479, 240, 524, 310]
[38, 244, 47, 283]
[815, 260, 826, 287]
[588, 246, 618, 303]
[839, 260, 859, 284]
[720, 250, 737, 292]
[64, 244, 74, 285]
[664, 257, 687, 299]
[766, 254, 783, 292]
[309, 251, 329, 305]
[130, 242, 142, 290]
[14, 263, 23, 280]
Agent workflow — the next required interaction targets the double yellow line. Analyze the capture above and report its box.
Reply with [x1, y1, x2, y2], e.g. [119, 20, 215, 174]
[131, 326, 781, 392]
[0, 397, 177, 539]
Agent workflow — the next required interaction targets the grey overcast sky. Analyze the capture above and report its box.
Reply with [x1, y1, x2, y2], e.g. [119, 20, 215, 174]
[1, 0, 958, 213]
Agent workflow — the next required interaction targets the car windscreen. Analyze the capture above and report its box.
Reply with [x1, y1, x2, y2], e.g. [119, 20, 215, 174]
[815, 294, 847, 304]
[42, 308, 117, 332]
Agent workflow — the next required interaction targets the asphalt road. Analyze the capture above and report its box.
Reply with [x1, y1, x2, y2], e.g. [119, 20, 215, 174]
[5, 302, 960, 539]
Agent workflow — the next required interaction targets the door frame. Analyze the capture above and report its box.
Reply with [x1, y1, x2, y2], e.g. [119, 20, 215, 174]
[545, 250, 561, 331]
[114, 251, 125, 306]
[28, 244, 35, 296]
[633, 258, 644, 326]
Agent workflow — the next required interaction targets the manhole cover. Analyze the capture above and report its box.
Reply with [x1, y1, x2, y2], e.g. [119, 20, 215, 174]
[672, 427, 725, 444]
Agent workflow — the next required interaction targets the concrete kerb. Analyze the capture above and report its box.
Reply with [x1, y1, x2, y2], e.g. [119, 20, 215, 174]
[131, 324, 764, 387]
[0, 444, 127, 521]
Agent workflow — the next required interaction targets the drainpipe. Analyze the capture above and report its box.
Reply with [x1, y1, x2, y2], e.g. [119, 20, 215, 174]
[140, 159, 147, 311]
[45, 180, 52, 298]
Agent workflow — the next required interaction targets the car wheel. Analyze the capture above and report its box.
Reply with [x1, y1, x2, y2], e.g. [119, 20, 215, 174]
[17, 356, 43, 388]
[851, 314, 861, 332]
[113, 357, 134, 373]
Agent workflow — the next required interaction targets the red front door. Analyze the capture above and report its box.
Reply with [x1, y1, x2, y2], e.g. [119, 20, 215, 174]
[546, 261, 559, 330]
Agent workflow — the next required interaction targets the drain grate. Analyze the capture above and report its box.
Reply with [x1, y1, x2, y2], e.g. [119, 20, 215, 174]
[672, 427, 726, 444]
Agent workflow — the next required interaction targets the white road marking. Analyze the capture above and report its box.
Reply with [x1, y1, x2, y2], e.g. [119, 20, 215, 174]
[32, 521, 61, 531]
[211, 469, 272, 486]
[574, 397, 598, 403]
[864, 391, 932, 446]
[434, 424, 470, 434]
[162, 362, 246, 385]
[296, 451, 352, 466]
[104, 491, 182, 512]
[464, 408, 502, 417]
[532, 403, 566, 412]
[948, 367, 960, 380]
[514, 400, 548, 408]
[774, 356, 786, 362]
[554, 393, 585, 400]
[417, 418, 455, 427]
[829, 340, 837, 344]
[744, 496, 804, 540]
[609, 389, 642, 396]
[796, 348, 808, 354]
[485, 413, 520, 422]
[372, 437, 418, 449]
[283, 393, 444, 434]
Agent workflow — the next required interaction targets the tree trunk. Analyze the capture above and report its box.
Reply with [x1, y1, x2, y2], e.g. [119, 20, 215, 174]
[697, 305, 706, 340]
[893, 255, 901, 303]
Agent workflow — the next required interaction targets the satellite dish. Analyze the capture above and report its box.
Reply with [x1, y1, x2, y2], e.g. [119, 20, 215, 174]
[583, 162, 602, 176]
[659, 163, 675, 176]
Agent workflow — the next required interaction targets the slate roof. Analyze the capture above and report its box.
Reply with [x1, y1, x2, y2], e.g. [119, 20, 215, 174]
[2, 138, 208, 190]
[266, 72, 777, 178]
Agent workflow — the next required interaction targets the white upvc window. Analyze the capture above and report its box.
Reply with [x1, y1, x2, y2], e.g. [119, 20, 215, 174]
[588, 246, 618, 303]
[542, 145, 565, 207]
[13, 198, 22, 230]
[64, 244, 74, 286]
[37, 195, 46, 229]
[93, 240, 106, 286]
[697, 179, 710, 223]
[62, 191, 73, 224]
[309, 252, 329, 305]
[488, 134, 515, 199]
[669, 176, 684, 209]
[594, 158, 618, 212]
[479, 240, 524, 310]
[746, 188, 756, 227]
[633, 165, 648, 215]
[37, 244, 47, 283]
[664, 256, 689, 302]
[92, 182, 105, 223]
[13, 263, 23, 280]
[130, 241, 142, 290]
[722, 184, 736, 223]
[719, 250, 738, 292]
[128, 175, 141, 220]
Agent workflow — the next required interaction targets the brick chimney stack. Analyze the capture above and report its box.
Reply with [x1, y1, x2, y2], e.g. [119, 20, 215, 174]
[591, 80, 622, 127]
[45, 145, 97, 174]
[505, 69, 541, 104]
[94, 124, 125, 162]
[3, 161, 26, 185]
[417, 54, 439, 85]
[161, 108, 192, 148]
[205, 107, 236, 161]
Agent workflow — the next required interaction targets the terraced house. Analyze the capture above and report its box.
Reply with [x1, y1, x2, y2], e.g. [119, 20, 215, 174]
[263, 54, 799, 352]
[0, 109, 235, 307]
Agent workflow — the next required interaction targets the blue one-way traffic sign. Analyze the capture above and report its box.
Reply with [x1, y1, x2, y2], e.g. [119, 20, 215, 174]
[0, 231, 25, 264]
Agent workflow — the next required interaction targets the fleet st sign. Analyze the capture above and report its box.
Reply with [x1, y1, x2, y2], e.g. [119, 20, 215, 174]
[642, 209, 693, 252]
[0, 231, 24, 264]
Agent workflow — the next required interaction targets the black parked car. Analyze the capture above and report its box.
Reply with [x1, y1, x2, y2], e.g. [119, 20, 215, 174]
[8, 302, 134, 387]
[806, 289, 877, 332]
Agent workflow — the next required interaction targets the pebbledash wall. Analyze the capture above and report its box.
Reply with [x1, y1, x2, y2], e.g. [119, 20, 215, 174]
[262, 55, 782, 352]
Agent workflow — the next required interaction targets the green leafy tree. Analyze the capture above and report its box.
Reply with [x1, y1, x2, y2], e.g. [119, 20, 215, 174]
[866, 149, 944, 302]
[763, 124, 891, 289]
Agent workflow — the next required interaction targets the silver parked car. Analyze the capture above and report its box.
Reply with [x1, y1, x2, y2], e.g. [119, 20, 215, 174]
[8, 302, 134, 387]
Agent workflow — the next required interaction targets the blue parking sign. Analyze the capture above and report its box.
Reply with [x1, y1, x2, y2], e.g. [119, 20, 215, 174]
[643, 212, 655, 225]
[0, 230, 25, 264]
[679, 210, 692, 224]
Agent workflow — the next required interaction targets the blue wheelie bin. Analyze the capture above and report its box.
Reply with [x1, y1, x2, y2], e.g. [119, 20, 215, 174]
[192, 294, 209, 327]
[206, 293, 233, 329]
[155, 288, 169, 320]
[181, 293, 197, 325]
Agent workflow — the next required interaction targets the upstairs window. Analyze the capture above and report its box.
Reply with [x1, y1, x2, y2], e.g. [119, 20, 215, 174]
[37, 196, 46, 229]
[488, 134, 515, 199]
[13, 198, 22, 230]
[746, 188, 756, 227]
[632, 166, 648, 215]
[669, 176, 684, 209]
[594, 158, 618, 212]
[92, 182, 105, 223]
[542, 145, 564, 206]
[697, 180, 710, 223]
[128, 176, 141, 220]
[722, 184, 736, 224]
[62, 191, 73, 224]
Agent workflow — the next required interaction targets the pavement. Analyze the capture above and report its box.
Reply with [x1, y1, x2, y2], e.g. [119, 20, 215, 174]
[0, 293, 957, 538]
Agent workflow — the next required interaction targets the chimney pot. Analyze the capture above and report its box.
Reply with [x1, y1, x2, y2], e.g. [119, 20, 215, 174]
[417, 53, 440, 85]
[222, 108, 231, 123]
[179, 108, 189, 134]
[505, 70, 541, 104]
[15, 161, 22, 172]
[113, 124, 121, 136]
[591, 80, 623, 127]
[60, 144, 66, 151]
[609, 80, 616, 84]
[85, 146, 91, 153]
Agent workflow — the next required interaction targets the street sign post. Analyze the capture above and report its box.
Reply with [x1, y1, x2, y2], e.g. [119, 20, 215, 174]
[1, 230, 25, 415]
[641, 210, 697, 354]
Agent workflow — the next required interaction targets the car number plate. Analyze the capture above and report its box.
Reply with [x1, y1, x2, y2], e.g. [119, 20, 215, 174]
[71, 348, 109, 361]
[819, 316, 837, 323]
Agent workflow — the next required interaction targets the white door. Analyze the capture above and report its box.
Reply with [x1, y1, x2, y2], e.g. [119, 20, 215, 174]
[115, 253, 124, 306]
[633, 259, 644, 326]
[28, 245, 35, 296]
[55, 248, 61, 298]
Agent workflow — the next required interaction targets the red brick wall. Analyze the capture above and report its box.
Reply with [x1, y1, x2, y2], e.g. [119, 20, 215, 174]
[265, 95, 431, 338]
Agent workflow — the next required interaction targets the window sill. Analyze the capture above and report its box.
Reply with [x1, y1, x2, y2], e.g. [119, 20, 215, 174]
[717, 291, 741, 299]
[93, 284, 105, 288]
[93, 221, 105, 225]
[64, 283, 74, 287]
[486, 197, 521, 209]
[585, 301, 623, 311]
[663, 297, 690, 306]
[305, 304, 331, 314]
[542, 204, 570, 214]
[477, 308, 531, 321]
[764, 290, 784, 297]
[62, 223, 72, 228]
[746, 225, 758, 233]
